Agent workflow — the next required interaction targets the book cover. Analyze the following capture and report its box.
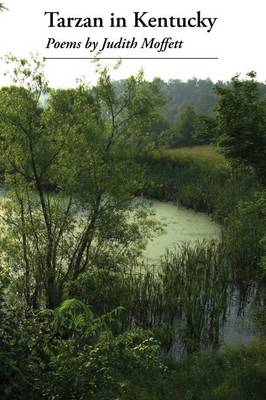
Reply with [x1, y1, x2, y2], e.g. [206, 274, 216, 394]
[0, 1, 265, 399]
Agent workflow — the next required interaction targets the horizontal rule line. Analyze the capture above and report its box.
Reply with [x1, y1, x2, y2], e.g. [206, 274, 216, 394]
[43, 57, 219, 60]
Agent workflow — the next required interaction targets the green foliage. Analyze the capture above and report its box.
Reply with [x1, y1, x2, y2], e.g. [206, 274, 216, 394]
[45, 328, 164, 400]
[0, 298, 165, 400]
[65, 268, 164, 333]
[173, 340, 266, 400]
[2, 294, 266, 400]
[160, 107, 216, 148]
[166, 106, 199, 147]
[159, 241, 230, 354]
[193, 114, 217, 144]
[0, 56, 161, 308]
[65, 269, 131, 316]
[222, 191, 266, 280]
[0, 270, 18, 400]
[141, 147, 229, 213]
[216, 72, 266, 182]
[253, 307, 266, 337]
[159, 77, 217, 122]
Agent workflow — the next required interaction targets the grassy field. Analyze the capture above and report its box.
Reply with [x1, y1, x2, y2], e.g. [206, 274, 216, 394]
[157, 145, 227, 166]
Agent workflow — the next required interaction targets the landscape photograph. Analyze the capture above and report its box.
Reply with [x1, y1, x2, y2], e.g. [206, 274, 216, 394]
[0, 1, 266, 399]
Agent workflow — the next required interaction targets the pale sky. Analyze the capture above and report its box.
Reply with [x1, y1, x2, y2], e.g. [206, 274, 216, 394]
[0, 0, 265, 87]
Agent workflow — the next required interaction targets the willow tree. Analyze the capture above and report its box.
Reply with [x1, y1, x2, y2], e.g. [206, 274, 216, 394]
[0, 56, 162, 308]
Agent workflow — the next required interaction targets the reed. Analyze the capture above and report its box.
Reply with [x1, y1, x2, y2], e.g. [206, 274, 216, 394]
[65, 240, 235, 354]
[158, 241, 231, 353]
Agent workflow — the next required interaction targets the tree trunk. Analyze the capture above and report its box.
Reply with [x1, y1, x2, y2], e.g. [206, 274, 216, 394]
[46, 275, 58, 309]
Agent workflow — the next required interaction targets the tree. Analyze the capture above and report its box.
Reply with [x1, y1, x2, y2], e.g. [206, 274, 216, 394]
[0, 56, 161, 308]
[167, 105, 200, 147]
[193, 114, 216, 145]
[215, 72, 266, 181]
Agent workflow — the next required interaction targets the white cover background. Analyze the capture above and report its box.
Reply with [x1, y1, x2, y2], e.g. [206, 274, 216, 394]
[0, 0, 265, 87]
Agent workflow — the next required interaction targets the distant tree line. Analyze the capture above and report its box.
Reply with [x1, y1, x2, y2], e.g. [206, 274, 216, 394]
[116, 77, 266, 148]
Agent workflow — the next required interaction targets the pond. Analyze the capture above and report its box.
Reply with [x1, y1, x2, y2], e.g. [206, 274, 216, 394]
[144, 199, 220, 262]
[142, 199, 255, 355]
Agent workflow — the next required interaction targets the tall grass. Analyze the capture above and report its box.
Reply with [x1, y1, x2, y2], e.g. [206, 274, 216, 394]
[66, 241, 235, 354]
[139, 147, 230, 213]
[159, 145, 226, 165]
[159, 241, 231, 354]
